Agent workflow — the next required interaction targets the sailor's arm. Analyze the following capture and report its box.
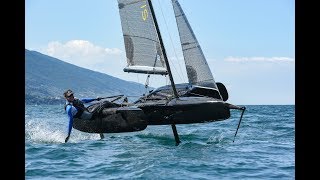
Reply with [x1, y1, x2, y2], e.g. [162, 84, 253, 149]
[80, 98, 98, 103]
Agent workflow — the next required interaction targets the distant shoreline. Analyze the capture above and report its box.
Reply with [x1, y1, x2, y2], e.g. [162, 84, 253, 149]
[25, 95, 64, 105]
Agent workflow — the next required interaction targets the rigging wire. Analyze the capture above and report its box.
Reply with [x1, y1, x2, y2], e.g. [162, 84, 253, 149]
[144, 74, 150, 95]
[156, 0, 186, 83]
[136, 73, 144, 95]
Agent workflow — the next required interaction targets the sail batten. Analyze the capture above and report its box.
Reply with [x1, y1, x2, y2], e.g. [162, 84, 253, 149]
[118, 0, 168, 75]
[172, 0, 218, 89]
[124, 35, 160, 43]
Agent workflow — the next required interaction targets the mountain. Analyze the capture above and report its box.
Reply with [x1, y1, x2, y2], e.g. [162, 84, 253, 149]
[25, 49, 146, 104]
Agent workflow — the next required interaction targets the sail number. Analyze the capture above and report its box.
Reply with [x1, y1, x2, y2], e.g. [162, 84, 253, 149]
[141, 4, 148, 21]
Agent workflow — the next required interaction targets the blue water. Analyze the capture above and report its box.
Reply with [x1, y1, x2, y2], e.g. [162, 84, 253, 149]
[25, 105, 294, 179]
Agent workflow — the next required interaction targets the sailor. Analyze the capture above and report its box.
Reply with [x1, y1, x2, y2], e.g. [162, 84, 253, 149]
[63, 89, 102, 143]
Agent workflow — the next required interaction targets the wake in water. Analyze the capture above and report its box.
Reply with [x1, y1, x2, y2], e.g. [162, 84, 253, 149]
[25, 118, 103, 144]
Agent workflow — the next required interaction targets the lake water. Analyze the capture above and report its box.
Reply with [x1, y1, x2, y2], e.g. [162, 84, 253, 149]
[25, 104, 294, 179]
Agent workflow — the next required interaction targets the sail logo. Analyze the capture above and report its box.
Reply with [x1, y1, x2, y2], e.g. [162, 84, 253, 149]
[141, 4, 148, 21]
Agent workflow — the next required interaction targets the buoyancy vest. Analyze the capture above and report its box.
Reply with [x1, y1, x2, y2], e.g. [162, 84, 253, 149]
[64, 99, 88, 118]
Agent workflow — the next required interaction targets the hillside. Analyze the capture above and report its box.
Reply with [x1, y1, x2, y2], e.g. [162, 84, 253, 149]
[25, 49, 146, 104]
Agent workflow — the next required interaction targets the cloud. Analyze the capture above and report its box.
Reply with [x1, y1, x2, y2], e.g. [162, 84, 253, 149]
[224, 56, 294, 63]
[43, 40, 122, 65]
[39, 40, 171, 87]
[40, 39, 130, 77]
[209, 57, 295, 105]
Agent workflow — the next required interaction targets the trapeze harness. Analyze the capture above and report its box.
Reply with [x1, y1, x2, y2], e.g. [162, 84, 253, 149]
[64, 99, 88, 118]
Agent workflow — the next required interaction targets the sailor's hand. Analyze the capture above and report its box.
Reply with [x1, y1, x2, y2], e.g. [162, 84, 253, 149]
[65, 135, 70, 143]
[96, 97, 103, 101]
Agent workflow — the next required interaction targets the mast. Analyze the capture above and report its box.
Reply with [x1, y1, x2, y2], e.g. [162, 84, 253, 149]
[148, 0, 181, 146]
[147, 0, 179, 98]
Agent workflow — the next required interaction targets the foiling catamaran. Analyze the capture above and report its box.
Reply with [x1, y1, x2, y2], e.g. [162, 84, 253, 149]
[72, 0, 246, 145]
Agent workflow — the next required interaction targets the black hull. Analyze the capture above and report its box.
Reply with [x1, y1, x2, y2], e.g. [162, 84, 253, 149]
[73, 106, 147, 133]
[136, 97, 231, 125]
[73, 97, 232, 133]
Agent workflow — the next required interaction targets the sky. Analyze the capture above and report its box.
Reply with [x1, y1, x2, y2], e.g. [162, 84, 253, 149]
[25, 0, 295, 105]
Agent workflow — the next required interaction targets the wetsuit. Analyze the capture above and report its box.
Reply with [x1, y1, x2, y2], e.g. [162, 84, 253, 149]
[65, 98, 96, 136]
